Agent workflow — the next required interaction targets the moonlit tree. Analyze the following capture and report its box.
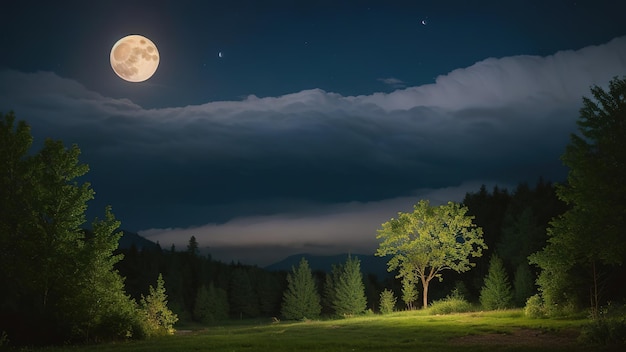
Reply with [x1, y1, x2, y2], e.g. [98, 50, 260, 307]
[376, 200, 486, 308]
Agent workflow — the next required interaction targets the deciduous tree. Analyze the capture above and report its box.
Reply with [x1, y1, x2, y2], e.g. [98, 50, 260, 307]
[376, 200, 486, 308]
[530, 77, 626, 317]
[0, 112, 141, 343]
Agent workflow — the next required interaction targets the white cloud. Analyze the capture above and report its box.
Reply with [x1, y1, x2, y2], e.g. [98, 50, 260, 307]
[140, 180, 500, 265]
[378, 77, 406, 88]
[1, 36, 625, 264]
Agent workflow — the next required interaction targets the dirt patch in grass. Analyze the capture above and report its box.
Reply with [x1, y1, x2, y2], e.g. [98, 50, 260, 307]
[451, 328, 579, 347]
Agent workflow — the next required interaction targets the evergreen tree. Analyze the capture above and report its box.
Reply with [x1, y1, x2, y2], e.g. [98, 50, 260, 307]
[140, 274, 178, 336]
[229, 268, 259, 318]
[255, 270, 283, 317]
[281, 258, 321, 320]
[208, 283, 230, 322]
[193, 285, 212, 323]
[479, 254, 513, 310]
[323, 264, 341, 314]
[379, 289, 397, 315]
[513, 264, 535, 307]
[332, 255, 367, 316]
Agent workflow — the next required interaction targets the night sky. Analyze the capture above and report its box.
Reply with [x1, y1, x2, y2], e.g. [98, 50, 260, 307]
[1, 0, 625, 265]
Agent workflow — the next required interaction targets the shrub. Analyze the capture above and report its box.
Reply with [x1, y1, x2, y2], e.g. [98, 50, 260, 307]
[524, 294, 545, 318]
[579, 302, 626, 345]
[379, 289, 397, 315]
[429, 289, 474, 315]
[579, 318, 626, 345]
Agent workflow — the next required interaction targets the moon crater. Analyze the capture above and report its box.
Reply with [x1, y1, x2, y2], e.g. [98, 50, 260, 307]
[110, 35, 159, 82]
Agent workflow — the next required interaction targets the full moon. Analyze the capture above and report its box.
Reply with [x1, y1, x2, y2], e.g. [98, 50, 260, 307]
[110, 35, 159, 82]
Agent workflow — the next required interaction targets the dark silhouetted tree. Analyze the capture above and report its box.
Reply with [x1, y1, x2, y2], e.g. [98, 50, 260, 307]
[0, 112, 140, 344]
[229, 268, 259, 318]
[513, 263, 535, 307]
[530, 77, 626, 317]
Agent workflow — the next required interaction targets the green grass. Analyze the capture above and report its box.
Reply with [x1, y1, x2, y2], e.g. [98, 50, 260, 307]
[24, 309, 598, 352]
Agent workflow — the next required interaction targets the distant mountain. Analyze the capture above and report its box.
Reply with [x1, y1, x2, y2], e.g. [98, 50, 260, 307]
[117, 230, 159, 250]
[265, 253, 394, 280]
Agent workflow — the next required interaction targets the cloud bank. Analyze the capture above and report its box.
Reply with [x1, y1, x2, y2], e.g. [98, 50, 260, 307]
[1, 36, 625, 265]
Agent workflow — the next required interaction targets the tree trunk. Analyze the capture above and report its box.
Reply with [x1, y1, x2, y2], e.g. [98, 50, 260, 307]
[422, 279, 429, 309]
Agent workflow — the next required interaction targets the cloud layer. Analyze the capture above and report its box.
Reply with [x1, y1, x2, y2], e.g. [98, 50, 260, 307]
[1, 36, 625, 265]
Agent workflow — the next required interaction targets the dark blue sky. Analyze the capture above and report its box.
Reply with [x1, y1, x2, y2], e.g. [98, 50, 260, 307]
[1, 1, 626, 265]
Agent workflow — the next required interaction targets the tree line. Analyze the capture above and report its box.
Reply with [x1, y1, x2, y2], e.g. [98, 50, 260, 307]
[1, 77, 624, 347]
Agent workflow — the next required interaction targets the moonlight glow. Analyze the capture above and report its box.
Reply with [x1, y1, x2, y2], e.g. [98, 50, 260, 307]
[110, 35, 159, 82]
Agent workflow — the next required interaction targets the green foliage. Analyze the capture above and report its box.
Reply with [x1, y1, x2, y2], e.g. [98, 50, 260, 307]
[530, 77, 626, 316]
[512, 263, 535, 307]
[479, 254, 513, 310]
[379, 289, 397, 314]
[229, 268, 260, 318]
[193, 283, 229, 324]
[524, 294, 546, 318]
[0, 112, 143, 344]
[140, 274, 178, 337]
[328, 255, 367, 316]
[376, 200, 486, 308]
[281, 258, 321, 320]
[400, 273, 418, 310]
[579, 317, 626, 345]
[428, 289, 474, 315]
[31, 308, 591, 352]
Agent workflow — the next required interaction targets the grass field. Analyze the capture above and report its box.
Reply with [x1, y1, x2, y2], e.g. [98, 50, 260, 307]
[28, 309, 613, 352]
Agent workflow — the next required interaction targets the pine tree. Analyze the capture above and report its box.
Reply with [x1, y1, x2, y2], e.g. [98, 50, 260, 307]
[193, 285, 212, 323]
[513, 264, 535, 307]
[192, 282, 229, 324]
[379, 289, 397, 315]
[281, 258, 321, 320]
[140, 274, 178, 336]
[229, 268, 259, 318]
[332, 255, 367, 316]
[479, 254, 513, 310]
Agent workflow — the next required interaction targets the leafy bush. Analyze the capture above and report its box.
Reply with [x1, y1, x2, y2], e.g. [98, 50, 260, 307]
[579, 317, 626, 345]
[429, 289, 474, 315]
[379, 289, 397, 315]
[579, 302, 626, 345]
[524, 294, 545, 318]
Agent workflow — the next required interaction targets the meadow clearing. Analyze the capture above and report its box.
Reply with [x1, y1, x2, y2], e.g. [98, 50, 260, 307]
[29, 309, 615, 352]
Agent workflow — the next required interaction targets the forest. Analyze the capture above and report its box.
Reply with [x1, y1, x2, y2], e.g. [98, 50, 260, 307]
[114, 178, 567, 322]
[1, 77, 625, 348]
